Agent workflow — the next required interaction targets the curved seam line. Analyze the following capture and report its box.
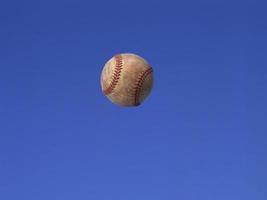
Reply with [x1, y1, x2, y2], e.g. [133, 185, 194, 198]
[133, 67, 153, 106]
[103, 54, 123, 95]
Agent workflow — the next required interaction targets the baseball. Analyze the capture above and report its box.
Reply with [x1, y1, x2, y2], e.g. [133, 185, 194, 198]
[100, 53, 154, 107]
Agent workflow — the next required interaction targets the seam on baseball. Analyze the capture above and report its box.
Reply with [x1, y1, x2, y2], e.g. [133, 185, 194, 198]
[133, 67, 153, 106]
[103, 54, 123, 95]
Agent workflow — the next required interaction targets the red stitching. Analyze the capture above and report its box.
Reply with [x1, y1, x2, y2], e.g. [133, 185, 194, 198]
[133, 67, 153, 106]
[103, 54, 123, 95]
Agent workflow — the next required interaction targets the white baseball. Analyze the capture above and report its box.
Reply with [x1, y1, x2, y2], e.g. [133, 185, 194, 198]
[100, 53, 154, 107]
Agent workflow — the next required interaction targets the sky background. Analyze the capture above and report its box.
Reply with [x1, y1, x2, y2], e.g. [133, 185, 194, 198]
[0, 0, 267, 199]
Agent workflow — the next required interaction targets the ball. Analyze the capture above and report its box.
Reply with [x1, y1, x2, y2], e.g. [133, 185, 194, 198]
[100, 53, 154, 107]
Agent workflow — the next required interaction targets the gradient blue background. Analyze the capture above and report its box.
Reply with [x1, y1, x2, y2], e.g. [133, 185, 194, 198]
[0, 0, 266, 199]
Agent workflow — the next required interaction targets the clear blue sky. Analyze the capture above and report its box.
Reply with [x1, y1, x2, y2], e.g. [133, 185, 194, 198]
[0, 0, 266, 199]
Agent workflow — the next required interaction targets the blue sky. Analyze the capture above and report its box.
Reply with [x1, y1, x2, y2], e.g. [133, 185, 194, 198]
[0, 0, 267, 199]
